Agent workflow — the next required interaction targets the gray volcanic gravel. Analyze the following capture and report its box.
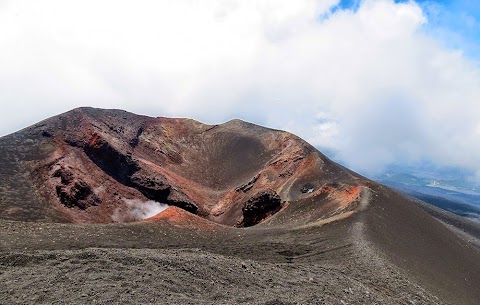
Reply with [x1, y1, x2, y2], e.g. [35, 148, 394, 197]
[0, 218, 446, 305]
[0, 247, 444, 305]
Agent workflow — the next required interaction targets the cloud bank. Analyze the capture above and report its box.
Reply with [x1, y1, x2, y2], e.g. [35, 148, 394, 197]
[0, 0, 479, 179]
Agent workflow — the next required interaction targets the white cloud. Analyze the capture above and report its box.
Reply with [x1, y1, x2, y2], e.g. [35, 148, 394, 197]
[0, 0, 479, 177]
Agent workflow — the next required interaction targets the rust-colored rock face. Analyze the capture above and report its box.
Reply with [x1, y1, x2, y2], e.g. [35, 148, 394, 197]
[0, 107, 367, 226]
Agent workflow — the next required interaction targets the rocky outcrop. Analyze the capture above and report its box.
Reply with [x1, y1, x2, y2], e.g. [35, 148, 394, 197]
[83, 133, 139, 185]
[53, 167, 100, 209]
[129, 127, 144, 148]
[130, 171, 198, 214]
[235, 174, 259, 193]
[81, 132, 199, 213]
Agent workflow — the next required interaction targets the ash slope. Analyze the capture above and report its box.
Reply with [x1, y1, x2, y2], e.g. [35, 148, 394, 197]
[0, 107, 479, 305]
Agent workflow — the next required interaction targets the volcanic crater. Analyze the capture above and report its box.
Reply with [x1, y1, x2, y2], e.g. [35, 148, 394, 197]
[7, 107, 365, 227]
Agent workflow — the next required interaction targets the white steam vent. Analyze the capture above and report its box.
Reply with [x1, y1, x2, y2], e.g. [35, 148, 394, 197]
[112, 199, 169, 222]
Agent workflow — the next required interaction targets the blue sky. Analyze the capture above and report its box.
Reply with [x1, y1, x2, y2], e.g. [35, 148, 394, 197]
[337, 0, 480, 59]
[416, 0, 480, 59]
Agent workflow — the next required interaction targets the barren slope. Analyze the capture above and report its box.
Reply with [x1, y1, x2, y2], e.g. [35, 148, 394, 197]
[1, 107, 479, 305]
